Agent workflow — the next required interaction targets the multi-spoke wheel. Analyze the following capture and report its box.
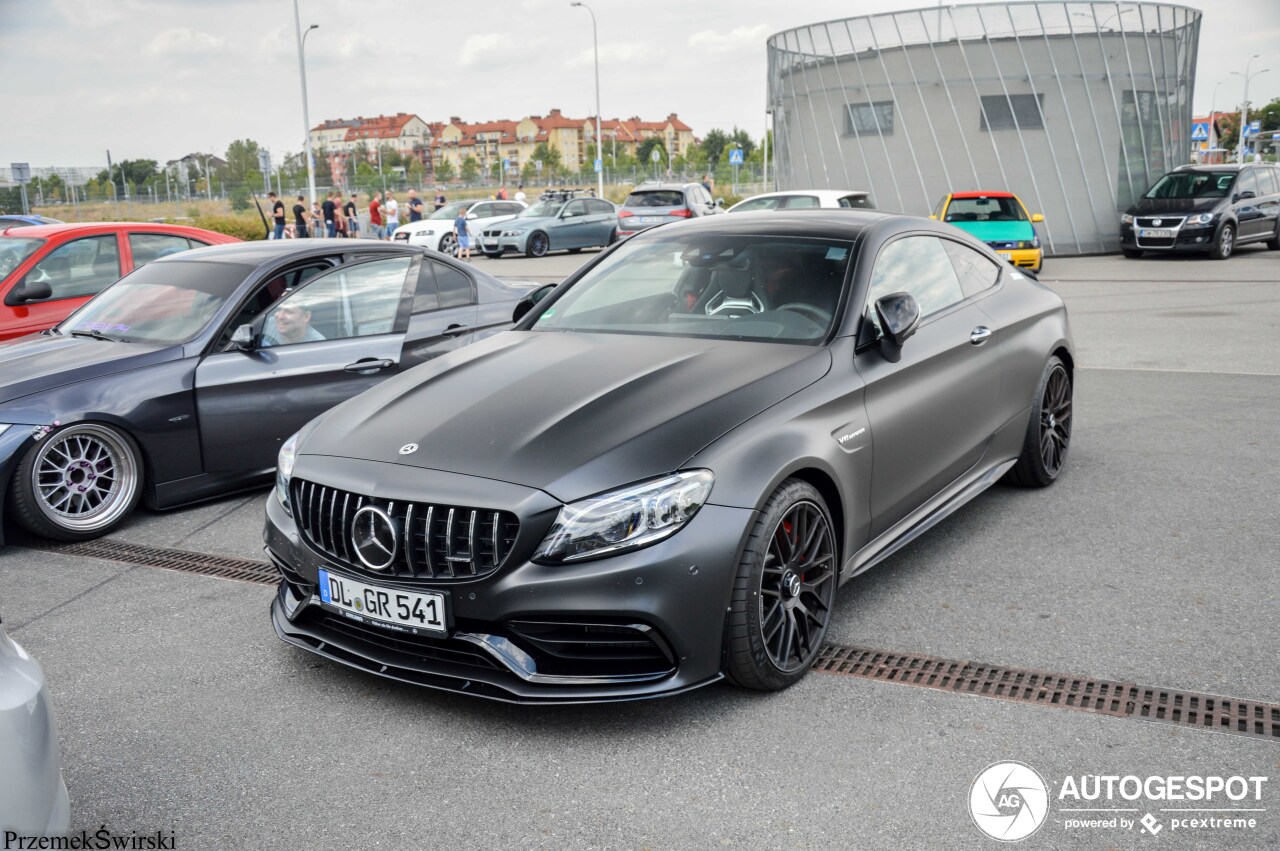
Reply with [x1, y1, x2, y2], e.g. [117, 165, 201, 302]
[724, 479, 838, 690]
[1212, 223, 1234, 260]
[438, 233, 457, 257]
[9, 423, 142, 540]
[525, 231, 549, 258]
[1006, 356, 1072, 488]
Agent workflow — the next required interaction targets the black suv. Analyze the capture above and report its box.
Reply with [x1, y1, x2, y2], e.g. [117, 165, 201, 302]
[1120, 163, 1280, 259]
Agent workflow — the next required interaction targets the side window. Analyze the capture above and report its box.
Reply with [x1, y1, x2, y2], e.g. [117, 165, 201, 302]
[733, 197, 781, 212]
[216, 262, 332, 350]
[941, 239, 1001, 298]
[499, 203, 524, 215]
[431, 261, 474, 309]
[130, 233, 194, 267]
[469, 203, 491, 219]
[589, 199, 615, 215]
[783, 195, 821, 209]
[1261, 169, 1280, 197]
[24, 235, 121, 300]
[413, 263, 440, 314]
[866, 236, 965, 329]
[839, 195, 872, 209]
[1235, 170, 1259, 199]
[563, 200, 587, 218]
[258, 256, 410, 347]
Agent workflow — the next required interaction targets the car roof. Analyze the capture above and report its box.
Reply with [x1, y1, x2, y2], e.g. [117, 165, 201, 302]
[949, 191, 1017, 200]
[160, 239, 416, 267]
[647, 208, 896, 240]
[737, 189, 871, 201]
[630, 182, 700, 192]
[0, 221, 225, 239]
[1172, 163, 1274, 173]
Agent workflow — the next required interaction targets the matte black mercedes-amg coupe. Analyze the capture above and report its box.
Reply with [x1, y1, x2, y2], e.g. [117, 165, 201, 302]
[267, 211, 1073, 702]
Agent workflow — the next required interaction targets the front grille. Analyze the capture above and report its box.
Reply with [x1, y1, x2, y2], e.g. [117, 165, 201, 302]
[483, 228, 502, 238]
[1136, 216, 1185, 228]
[1137, 237, 1175, 248]
[292, 479, 519, 581]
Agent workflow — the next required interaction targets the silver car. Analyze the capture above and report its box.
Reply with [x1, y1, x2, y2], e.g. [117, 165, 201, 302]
[0, 617, 69, 836]
[480, 191, 619, 258]
[617, 182, 722, 237]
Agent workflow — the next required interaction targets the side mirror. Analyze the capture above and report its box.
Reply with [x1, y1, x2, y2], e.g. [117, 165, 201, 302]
[5, 277, 53, 306]
[874, 292, 921, 363]
[467, 213, 478, 220]
[513, 283, 557, 323]
[1031, 213, 1045, 223]
[1234, 190, 1256, 202]
[230, 323, 257, 351]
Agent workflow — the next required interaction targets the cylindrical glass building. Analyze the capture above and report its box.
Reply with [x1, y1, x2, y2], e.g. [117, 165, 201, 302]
[767, 2, 1202, 254]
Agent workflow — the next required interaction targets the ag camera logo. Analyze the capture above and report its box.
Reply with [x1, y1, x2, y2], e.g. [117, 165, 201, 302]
[970, 761, 1050, 842]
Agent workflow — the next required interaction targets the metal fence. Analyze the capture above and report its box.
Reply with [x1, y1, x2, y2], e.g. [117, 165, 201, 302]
[768, 1, 1202, 254]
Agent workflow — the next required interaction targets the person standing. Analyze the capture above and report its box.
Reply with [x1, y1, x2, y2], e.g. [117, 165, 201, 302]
[407, 189, 425, 222]
[269, 192, 286, 239]
[701, 174, 714, 194]
[496, 185, 508, 201]
[311, 200, 324, 238]
[433, 187, 447, 211]
[322, 192, 338, 238]
[344, 193, 359, 238]
[453, 205, 472, 261]
[383, 191, 400, 239]
[369, 192, 383, 240]
[514, 184, 526, 203]
[292, 195, 310, 238]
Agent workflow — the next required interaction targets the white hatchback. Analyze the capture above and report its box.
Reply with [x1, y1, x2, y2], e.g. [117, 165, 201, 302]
[392, 199, 527, 255]
[727, 189, 874, 212]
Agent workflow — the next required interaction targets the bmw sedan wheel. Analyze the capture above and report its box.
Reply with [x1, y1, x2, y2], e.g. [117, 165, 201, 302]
[439, 233, 457, 256]
[1006, 356, 1072, 488]
[526, 232, 549, 258]
[9, 423, 143, 541]
[725, 479, 837, 691]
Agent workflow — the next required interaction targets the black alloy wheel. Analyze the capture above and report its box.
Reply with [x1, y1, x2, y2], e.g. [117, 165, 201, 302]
[1006, 356, 1072, 487]
[526, 232, 549, 258]
[1212, 223, 1234, 260]
[725, 479, 838, 691]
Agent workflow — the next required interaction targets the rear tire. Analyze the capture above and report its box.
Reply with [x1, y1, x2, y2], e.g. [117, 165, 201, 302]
[724, 479, 838, 692]
[439, 233, 457, 256]
[1122, 248, 1143, 259]
[9, 422, 143, 541]
[1211, 223, 1234, 260]
[1005, 356, 1072, 488]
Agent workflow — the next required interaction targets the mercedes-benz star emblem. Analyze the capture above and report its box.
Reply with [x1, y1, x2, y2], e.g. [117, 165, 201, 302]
[399, 443, 419, 455]
[351, 506, 398, 570]
[1152, 218, 1162, 227]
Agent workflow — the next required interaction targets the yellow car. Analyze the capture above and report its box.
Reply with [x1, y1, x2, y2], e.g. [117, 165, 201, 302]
[931, 192, 1044, 272]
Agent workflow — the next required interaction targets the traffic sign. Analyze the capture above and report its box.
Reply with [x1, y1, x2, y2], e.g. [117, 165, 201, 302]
[594, 158, 603, 174]
[1244, 120, 1261, 136]
[10, 163, 31, 184]
[650, 148, 661, 163]
[534, 160, 543, 173]
[502, 157, 511, 172]
[728, 148, 745, 165]
[1190, 122, 1209, 141]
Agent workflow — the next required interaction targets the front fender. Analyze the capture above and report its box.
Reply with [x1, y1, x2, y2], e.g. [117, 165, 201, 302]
[0, 425, 38, 545]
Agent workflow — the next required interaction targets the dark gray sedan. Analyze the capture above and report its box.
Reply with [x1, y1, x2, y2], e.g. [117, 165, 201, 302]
[0, 241, 537, 542]
[266, 211, 1073, 702]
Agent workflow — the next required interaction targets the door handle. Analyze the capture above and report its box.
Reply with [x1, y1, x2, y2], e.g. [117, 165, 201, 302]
[344, 358, 395, 373]
[970, 326, 993, 345]
[441, 324, 471, 338]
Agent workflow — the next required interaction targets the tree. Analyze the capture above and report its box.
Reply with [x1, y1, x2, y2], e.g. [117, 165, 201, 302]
[313, 148, 333, 188]
[229, 186, 252, 212]
[529, 141, 562, 173]
[95, 159, 159, 197]
[729, 127, 755, 159]
[436, 159, 456, 182]
[224, 139, 262, 185]
[1257, 96, 1280, 133]
[700, 128, 730, 168]
[635, 138, 666, 166]
[460, 156, 481, 183]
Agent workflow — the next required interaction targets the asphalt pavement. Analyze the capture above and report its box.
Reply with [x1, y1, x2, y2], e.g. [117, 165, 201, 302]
[2, 246, 1278, 850]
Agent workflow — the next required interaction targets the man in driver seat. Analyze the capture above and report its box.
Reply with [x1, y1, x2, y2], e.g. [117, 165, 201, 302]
[262, 301, 326, 347]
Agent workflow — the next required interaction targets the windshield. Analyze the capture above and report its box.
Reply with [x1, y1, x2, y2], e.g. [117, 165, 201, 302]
[520, 201, 564, 218]
[0, 236, 44, 278]
[531, 233, 852, 345]
[428, 202, 469, 220]
[60, 260, 255, 345]
[944, 196, 1027, 222]
[1144, 171, 1235, 199]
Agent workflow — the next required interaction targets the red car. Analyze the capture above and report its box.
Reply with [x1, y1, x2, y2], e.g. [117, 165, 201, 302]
[0, 223, 240, 340]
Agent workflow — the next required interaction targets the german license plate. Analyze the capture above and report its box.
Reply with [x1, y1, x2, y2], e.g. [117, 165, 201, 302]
[318, 568, 447, 636]
[1139, 228, 1173, 238]
[638, 216, 661, 224]
[484, 239, 498, 247]
[997, 251, 1012, 260]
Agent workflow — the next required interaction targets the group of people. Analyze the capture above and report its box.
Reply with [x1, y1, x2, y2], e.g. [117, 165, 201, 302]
[268, 187, 451, 240]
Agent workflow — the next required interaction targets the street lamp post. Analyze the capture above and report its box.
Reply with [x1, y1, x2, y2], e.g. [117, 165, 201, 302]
[570, 1, 604, 199]
[293, 0, 319, 206]
[1231, 55, 1269, 164]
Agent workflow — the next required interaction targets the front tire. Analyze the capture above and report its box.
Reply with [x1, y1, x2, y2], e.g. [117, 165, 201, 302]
[1212, 223, 1234, 260]
[526, 231, 549, 258]
[9, 422, 143, 541]
[724, 479, 838, 691]
[1005, 356, 1072, 488]
[1267, 220, 1280, 251]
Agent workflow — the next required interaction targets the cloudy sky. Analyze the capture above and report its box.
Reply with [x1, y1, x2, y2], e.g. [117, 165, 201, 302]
[1, 0, 1277, 167]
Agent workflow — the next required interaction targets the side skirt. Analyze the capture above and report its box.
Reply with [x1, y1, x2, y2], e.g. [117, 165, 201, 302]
[839, 457, 1018, 584]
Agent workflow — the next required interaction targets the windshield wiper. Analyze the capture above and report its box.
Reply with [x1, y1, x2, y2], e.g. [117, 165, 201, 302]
[69, 329, 125, 342]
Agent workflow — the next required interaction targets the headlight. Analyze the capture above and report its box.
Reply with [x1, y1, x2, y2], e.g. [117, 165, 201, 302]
[1121, 213, 1134, 225]
[1189, 213, 1215, 225]
[1016, 239, 1040, 250]
[276, 431, 299, 510]
[501, 229, 526, 237]
[532, 470, 714, 564]
[0, 424, 10, 437]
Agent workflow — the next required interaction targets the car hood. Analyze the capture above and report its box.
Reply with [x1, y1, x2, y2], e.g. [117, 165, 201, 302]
[1127, 197, 1223, 215]
[949, 220, 1035, 243]
[0, 333, 177, 408]
[300, 330, 831, 501]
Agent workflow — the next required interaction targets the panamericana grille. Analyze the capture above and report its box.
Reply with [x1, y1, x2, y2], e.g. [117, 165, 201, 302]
[292, 479, 519, 581]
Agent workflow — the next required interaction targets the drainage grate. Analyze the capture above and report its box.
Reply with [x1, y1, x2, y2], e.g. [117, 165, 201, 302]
[814, 644, 1280, 741]
[21, 538, 279, 585]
